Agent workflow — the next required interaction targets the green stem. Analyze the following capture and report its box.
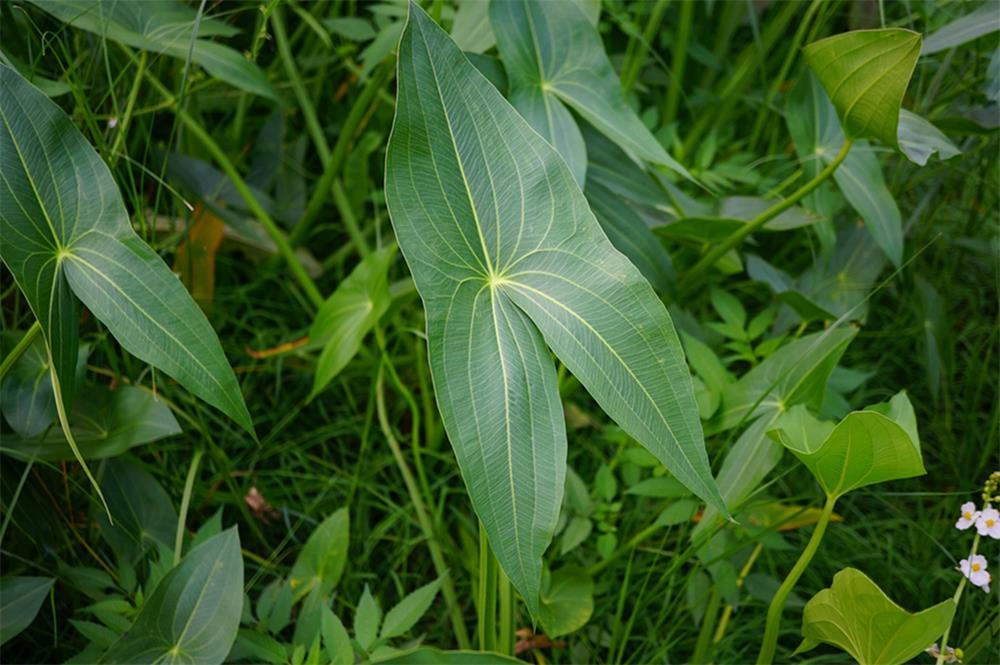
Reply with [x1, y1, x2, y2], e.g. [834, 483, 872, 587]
[756, 494, 837, 664]
[173, 447, 204, 566]
[748, 0, 822, 151]
[478, 522, 498, 652]
[662, 0, 693, 126]
[287, 60, 395, 248]
[937, 532, 981, 665]
[108, 49, 147, 168]
[498, 568, 514, 656]
[620, 0, 669, 95]
[332, 178, 371, 258]
[376, 366, 471, 649]
[679, 138, 852, 295]
[691, 587, 721, 664]
[139, 67, 324, 308]
[0, 458, 34, 548]
[272, 6, 331, 163]
[0, 321, 41, 382]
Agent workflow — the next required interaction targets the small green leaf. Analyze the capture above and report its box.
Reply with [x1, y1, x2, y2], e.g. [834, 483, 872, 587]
[490, 0, 690, 183]
[0, 333, 86, 438]
[310, 246, 396, 397]
[539, 567, 594, 637]
[374, 647, 522, 664]
[354, 585, 381, 652]
[897, 109, 961, 166]
[559, 516, 592, 555]
[321, 607, 353, 665]
[804, 29, 922, 148]
[799, 568, 955, 665]
[289, 508, 349, 599]
[101, 529, 244, 664]
[655, 499, 699, 526]
[97, 457, 178, 559]
[379, 576, 444, 640]
[0, 576, 54, 646]
[29, 0, 278, 101]
[768, 392, 924, 498]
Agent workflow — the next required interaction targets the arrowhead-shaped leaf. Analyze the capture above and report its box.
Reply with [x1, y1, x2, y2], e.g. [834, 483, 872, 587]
[0, 577, 55, 646]
[798, 568, 955, 665]
[385, 2, 722, 616]
[768, 392, 924, 498]
[489, 0, 690, 184]
[804, 28, 922, 149]
[0, 64, 254, 436]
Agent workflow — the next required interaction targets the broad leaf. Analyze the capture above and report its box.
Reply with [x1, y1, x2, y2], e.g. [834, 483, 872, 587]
[769, 392, 924, 498]
[0, 64, 254, 435]
[922, 5, 1000, 55]
[4, 385, 181, 462]
[804, 29, 922, 149]
[375, 647, 522, 664]
[29, 0, 278, 101]
[288, 508, 349, 599]
[379, 577, 443, 640]
[0, 333, 86, 438]
[97, 457, 178, 559]
[797, 568, 955, 665]
[310, 246, 396, 398]
[0, 576, 54, 646]
[101, 529, 244, 664]
[539, 567, 593, 637]
[897, 109, 961, 166]
[786, 73, 903, 266]
[385, 2, 724, 615]
[489, 0, 690, 184]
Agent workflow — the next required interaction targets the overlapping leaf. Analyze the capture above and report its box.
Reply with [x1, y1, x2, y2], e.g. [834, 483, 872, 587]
[797, 568, 955, 665]
[490, 0, 690, 185]
[30, 0, 278, 101]
[385, 2, 722, 615]
[804, 29, 922, 149]
[0, 577, 55, 646]
[0, 64, 253, 435]
[101, 529, 244, 664]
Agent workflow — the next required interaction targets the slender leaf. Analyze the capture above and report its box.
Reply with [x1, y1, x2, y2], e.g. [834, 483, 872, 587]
[354, 585, 381, 652]
[310, 246, 396, 397]
[922, 5, 1000, 55]
[321, 607, 354, 665]
[490, 0, 690, 183]
[29, 0, 278, 101]
[101, 529, 244, 664]
[379, 577, 443, 640]
[386, 2, 721, 616]
[0, 64, 254, 435]
[804, 29, 922, 148]
[0, 577, 54, 646]
[797, 568, 955, 665]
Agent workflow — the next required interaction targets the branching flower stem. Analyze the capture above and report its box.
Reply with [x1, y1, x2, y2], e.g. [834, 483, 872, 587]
[936, 532, 981, 665]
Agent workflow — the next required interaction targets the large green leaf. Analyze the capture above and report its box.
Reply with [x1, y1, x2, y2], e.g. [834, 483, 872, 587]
[539, 567, 594, 638]
[786, 73, 903, 266]
[310, 246, 396, 398]
[97, 457, 178, 559]
[101, 528, 244, 664]
[0, 576, 55, 646]
[797, 568, 955, 665]
[803, 29, 922, 149]
[288, 508, 349, 599]
[768, 392, 924, 498]
[489, 0, 690, 184]
[29, 0, 278, 101]
[0, 64, 253, 435]
[385, 2, 722, 616]
[3, 385, 181, 462]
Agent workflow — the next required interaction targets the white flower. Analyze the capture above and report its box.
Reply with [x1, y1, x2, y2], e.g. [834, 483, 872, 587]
[960, 554, 991, 592]
[975, 506, 1000, 539]
[956, 502, 980, 530]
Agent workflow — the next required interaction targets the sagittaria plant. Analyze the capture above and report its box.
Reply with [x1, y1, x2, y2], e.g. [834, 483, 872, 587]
[384, 1, 725, 617]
